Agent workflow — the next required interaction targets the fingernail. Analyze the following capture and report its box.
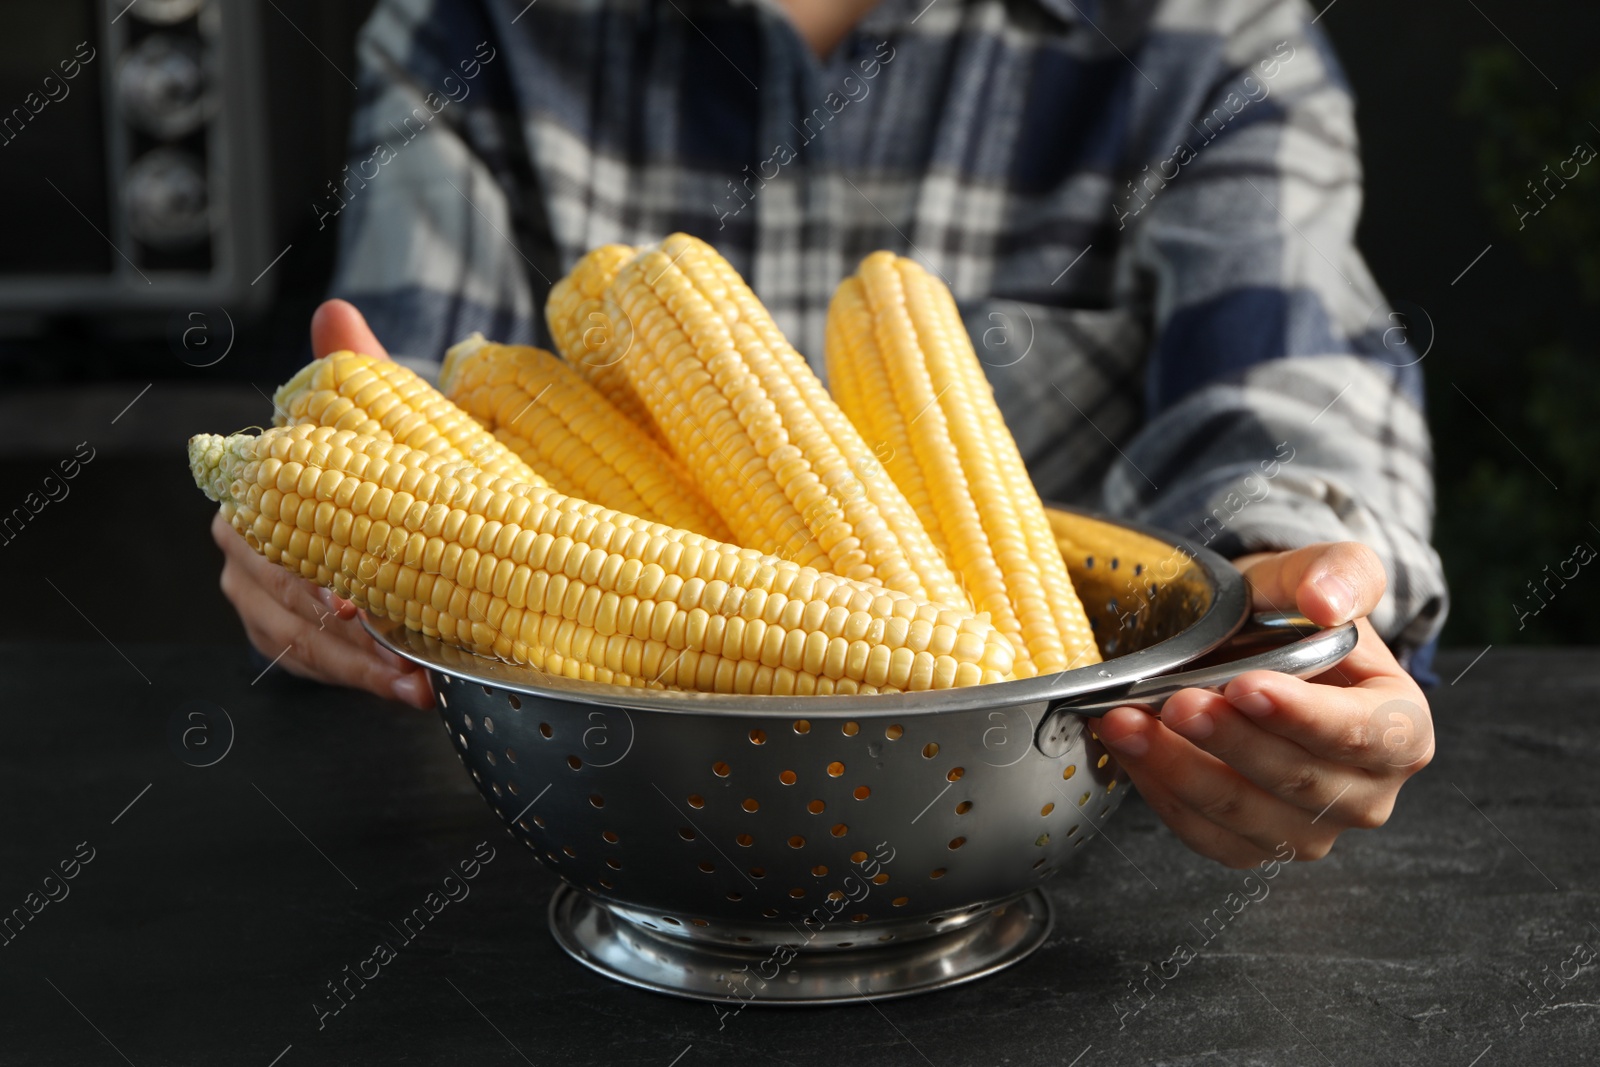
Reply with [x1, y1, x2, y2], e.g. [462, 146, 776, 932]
[1102, 717, 1150, 757]
[1313, 573, 1356, 621]
[391, 673, 430, 708]
[1167, 708, 1214, 740]
[1230, 690, 1274, 718]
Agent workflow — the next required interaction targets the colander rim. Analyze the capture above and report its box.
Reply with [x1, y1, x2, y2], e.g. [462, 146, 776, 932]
[362, 503, 1250, 717]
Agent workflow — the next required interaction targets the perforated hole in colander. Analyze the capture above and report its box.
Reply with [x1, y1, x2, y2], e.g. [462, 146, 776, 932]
[886, 724, 904, 740]
[749, 728, 766, 744]
[793, 719, 811, 734]
[539, 723, 552, 738]
[807, 799, 825, 814]
[826, 761, 845, 777]
[1041, 803, 1055, 816]
[741, 797, 759, 812]
[853, 785, 871, 800]
[947, 767, 965, 782]
[507, 695, 520, 710]
[922, 742, 939, 758]
[842, 721, 859, 736]
[811, 864, 828, 876]
[955, 801, 972, 814]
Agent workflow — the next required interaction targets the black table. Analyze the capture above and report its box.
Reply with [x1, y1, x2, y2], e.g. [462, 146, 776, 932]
[2, 643, 1594, 1066]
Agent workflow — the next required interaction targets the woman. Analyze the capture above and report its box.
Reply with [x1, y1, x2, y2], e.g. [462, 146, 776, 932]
[217, 0, 1445, 868]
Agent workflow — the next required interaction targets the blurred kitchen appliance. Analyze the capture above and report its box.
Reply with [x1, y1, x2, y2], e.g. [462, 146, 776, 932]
[0, 0, 272, 328]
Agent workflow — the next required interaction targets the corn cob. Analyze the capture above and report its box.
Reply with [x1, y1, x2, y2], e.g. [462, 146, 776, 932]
[825, 253, 1100, 676]
[273, 351, 543, 485]
[190, 423, 1017, 692]
[440, 333, 732, 540]
[608, 233, 966, 608]
[545, 244, 667, 443]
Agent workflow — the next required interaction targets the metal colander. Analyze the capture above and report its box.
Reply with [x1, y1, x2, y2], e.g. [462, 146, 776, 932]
[367, 506, 1356, 1003]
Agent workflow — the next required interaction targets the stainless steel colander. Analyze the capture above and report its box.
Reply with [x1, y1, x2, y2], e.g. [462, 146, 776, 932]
[366, 506, 1356, 1004]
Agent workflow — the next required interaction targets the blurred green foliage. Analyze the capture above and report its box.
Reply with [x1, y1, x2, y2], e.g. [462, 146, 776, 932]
[1434, 48, 1600, 645]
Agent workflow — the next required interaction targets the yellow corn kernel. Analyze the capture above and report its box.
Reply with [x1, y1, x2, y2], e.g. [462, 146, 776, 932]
[544, 244, 668, 443]
[441, 332, 731, 540]
[825, 252, 1101, 675]
[189, 423, 1017, 693]
[273, 350, 542, 485]
[609, 233, 966, 607]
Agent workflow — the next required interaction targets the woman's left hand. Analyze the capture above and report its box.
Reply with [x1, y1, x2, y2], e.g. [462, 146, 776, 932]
[1093, 542, 1434, 867]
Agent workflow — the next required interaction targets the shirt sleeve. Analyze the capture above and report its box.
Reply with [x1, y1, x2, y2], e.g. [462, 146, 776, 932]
[1103, 0, 1448, 669]
[326, 0, 556, 365]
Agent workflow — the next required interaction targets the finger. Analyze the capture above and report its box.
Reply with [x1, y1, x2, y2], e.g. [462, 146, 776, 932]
[1159, 688, 1391, 826]
[1127, 778, 1282, 869]
[1237, 542, 1388, 626]
[1300, 617, 1409, 686]
[216, 513, 424, 700]
[311, 299, 388, 360]
[1221, 665, 1433, 771]
[1096, 706, 1339, 856]
[238, 585, 422, 703]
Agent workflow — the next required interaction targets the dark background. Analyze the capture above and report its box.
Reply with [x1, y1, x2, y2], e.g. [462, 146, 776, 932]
[1, 0, 1595, 652]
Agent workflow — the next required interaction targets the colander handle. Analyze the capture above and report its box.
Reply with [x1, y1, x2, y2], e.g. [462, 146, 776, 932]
[1034, 612, 1358, 754]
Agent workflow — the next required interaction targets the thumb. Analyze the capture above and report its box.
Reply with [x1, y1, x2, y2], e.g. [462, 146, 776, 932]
[1234, 542, 1387, 627]
[311, 299, 389, 360]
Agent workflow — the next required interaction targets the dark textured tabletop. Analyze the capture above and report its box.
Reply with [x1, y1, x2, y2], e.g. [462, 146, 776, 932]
[2, 642, 1594, 1066]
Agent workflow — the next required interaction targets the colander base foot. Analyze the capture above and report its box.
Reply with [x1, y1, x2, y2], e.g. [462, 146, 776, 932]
[549, 885, 1053, 1005]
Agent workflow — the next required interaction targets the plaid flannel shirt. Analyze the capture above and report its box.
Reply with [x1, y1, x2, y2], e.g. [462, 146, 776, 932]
[328, 0, 1450, 671]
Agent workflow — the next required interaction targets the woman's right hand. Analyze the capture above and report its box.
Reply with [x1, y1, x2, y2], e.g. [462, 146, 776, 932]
[212, 299, 434, 709]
